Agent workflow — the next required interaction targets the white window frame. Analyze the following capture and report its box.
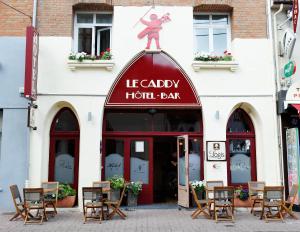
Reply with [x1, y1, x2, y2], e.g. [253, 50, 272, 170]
[74, 11, 113, 56]
[193, 13, 231, 54]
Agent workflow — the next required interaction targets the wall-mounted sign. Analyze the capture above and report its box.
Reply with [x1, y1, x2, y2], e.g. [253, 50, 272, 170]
[283, 60, 296, 78]
[137, 12, 171, 50]
[206, 141, 226, 161]
[105, 51, 200, 108]
[286, 80, 300, 102]
[24, 26, 39, 101]
[293, 0, 299, 33]
[27, 103, 37, 130]
[281, 29, 296, 59]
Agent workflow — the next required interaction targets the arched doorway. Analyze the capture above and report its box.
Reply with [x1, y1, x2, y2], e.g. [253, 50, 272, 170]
[226, 108, 256, 186]
[49, 108, 80, 196]
[103, 51, 203, 204]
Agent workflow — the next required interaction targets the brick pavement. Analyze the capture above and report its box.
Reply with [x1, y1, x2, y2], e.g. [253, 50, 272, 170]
[1, 206, 300, 232]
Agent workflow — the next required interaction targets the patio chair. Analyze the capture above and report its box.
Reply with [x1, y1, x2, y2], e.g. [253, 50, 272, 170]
[42, 181, 59, 216]
[82, 187, 104, 224]
[260, 186, 284, 222]
[213, 186, 235, 222]
[93, 181, 111, 200]
[248, 181, 265, 215]
[23, 188, 47, 224]
[105, 182, 128, 220]
[206, 180, 224, 214]
[9, 185, 26, 221]
[190, 184, 210, 219]
[281, 184, 298, 219]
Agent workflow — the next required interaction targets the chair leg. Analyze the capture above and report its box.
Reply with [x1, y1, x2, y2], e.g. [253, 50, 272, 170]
[9, 212, 21, 221]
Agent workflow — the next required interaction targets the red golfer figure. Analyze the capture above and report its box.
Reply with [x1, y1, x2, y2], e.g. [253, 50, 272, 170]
[137, 13, 171, 50]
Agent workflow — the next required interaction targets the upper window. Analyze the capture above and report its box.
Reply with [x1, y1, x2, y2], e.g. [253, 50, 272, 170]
[74, 12, 112, 56]
[193, 14, 230, 56]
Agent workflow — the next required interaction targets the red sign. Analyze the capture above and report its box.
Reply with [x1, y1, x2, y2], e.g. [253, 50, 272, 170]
[293, 0, 299, 33]
[24, 26, 39, 100]
[106, 52, 200, 108]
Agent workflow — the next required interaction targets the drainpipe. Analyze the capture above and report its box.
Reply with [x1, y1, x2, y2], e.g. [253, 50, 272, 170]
[273, 3, 284, 186]
[32, 0, 38, 27]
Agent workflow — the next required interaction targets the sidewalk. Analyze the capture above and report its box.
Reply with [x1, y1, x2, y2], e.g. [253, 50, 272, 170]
[1, 206, 300, 232]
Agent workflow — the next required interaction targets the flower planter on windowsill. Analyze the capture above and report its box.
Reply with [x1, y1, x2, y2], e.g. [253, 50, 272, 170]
[192, 60, 239, 72]
[67, 59, 115, 71]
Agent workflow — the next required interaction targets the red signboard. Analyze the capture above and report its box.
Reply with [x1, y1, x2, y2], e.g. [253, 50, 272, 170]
[293, 0, 299, 33]
[24, 26, 39, 101]
[105, 51, 201, 108]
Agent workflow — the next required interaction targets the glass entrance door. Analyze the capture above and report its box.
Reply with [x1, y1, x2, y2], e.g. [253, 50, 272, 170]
[177, 135, 189, 208]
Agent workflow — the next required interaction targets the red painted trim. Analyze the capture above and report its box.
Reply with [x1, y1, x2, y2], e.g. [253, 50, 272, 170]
[103, 131, 203, 137]
[226, 109, 256, 187]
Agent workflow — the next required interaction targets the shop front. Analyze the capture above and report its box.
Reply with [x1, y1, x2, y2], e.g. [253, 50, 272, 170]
[102, 51, 202, 205]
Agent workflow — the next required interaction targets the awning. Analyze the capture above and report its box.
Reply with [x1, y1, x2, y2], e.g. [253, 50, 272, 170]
[291, 104, 300, 114]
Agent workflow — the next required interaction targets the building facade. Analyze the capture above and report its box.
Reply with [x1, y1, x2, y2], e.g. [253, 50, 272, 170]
[0, 1, 32, 212]
[271, 0, 300, 205]
[29, 0, 281, 207]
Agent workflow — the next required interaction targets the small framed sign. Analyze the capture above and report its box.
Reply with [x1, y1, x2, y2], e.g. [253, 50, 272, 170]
[206, 141, 226, 161]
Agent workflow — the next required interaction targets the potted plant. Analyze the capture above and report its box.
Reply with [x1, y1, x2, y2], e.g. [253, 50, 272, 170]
[190, 180, 205, 206]
[108, 175, 125, 201]
[126, 181, 142, 210]
[234, 186, 251, 207]
[56, 184, 76, 208]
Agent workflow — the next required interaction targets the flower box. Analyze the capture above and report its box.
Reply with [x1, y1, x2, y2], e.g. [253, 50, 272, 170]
[67, 59, 115, 71]
[192, 60, 239, 72]
[234, 197, 252, 207]
[56, 196, 76, 208]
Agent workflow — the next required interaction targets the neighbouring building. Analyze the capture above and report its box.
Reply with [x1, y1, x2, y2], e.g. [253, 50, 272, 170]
[271, 0, 300, 206]
[0, 1, 32, 212]
[29, 0, 281, 208]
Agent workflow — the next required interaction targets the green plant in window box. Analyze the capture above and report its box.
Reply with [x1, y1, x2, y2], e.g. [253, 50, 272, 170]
[68, 48, 112, 62]
[57, 184, 76, 200]
[194, 50, 233, 62]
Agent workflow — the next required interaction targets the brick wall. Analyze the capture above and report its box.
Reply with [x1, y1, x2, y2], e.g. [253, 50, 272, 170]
[37, 0, 267, 39]
[0, 0, 33, 36]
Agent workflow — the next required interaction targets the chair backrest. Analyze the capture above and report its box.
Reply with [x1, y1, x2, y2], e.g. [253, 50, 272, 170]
[93, 181, 110, 192]
[23, 188, 44, 205]
[206, 180, 223, 199]
[248, 181, 265, 196]
[213, 186, 235, 204]
[10, 185, 23, 208]
[42, 181, 59, 202]
[287, 184, 299, 204]
[263, 186, 284, 203]
[82, 187, 103, 203]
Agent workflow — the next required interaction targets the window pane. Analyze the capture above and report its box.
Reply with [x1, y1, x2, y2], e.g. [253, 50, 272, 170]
[54, 110, 78, 131]
[105, 139, 124, 179]
[178, 138, 186, 186]
[77, 14, 93, 23]
[227, 109, 251, 133]
[230, 139, 251, 184]
[189, 138, 201, 181]
[96, 14, 112, 24]
[105, 112, 152, 131]
[194, 28, 209, 53]
[213, 28, 227, 55]
[54, 139, 75, 185]
[96, 27, 111, 55]
[212, 15, 228, 25]
[130, 140, 149, 184]
[78, 28, 92, 54]
[193, 15, 209, 25]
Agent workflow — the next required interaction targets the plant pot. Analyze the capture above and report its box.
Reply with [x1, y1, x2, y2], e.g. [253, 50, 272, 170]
[110, 189, 120, 201]
[234, 197, 252, 207]
[56, 196, 76, 208]
[127, 191, 138, 210]
[192, 190, 205, 207]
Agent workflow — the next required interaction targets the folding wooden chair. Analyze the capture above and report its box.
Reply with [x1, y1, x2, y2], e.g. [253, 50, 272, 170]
[105, 182, 128, 220]
[42, 181, 59, 216]
[190, 184, 210, 219]
[281, 184, 298, 219]
[260, 186, 284, 223]
[206, 180, 224, 214]
[213, 186, 235, 222]
[9, 185, 26, 221]
[248, 181, 265, 215]
[82, 187, 104, 224]
[93, 181, 111, 201]
[23, 188, 47, 224]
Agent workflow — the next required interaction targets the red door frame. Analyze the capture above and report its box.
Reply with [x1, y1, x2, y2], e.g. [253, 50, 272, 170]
[49, 108, 80, 195]
[226, 109, 257, 187]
